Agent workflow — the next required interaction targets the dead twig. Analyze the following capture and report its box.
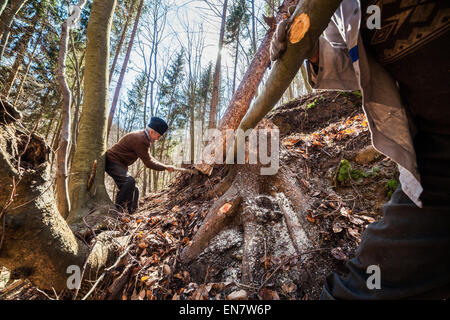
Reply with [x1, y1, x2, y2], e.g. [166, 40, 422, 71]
[258, 248, 331, 291]
[73, 209, 99, 300]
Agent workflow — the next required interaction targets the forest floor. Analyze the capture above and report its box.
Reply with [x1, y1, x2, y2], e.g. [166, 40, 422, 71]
[0, 90, 399, 300]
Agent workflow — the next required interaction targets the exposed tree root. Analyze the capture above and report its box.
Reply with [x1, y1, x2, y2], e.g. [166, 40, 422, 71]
[181, 120, 315, 288]
[181, 181, 242, 264]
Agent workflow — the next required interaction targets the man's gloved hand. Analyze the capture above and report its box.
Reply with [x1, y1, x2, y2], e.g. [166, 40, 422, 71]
[269, 5, 297, 62]
[270, 19, 289, 62]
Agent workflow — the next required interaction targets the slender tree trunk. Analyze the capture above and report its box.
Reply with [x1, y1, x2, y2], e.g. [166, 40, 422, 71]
[208, 0, 228, 129]
[0, 0, 8, 18]
[251, 0, 256, 53]
[162, 170, 166, 187]
[196, 0, 299, 175]
[5, 11, 39, 99]
[290, 82, 294, 99]
[68, 48, 86, 170]
[154, 136, 166, 189]
[50, 111, 62, 169]
[201, 100, 207, 133]
[232, 28, 240, 94]
[148, 168, 152, 193]
[109, 0, 136, 84]
[151, 144, 158, 191]
[189, 84, 195, 163]
[107, 0, 144, 137]
[152, 170, 158, 191]
[0, 0, 28, 61]
[142, 167, 147, 195]
[56, 0, 86, 219]
[68, 0, 117, 228]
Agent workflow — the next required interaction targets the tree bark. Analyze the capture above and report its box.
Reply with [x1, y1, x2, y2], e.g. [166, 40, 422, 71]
[109, 0, 137, 84]
[251, 0, 256, 53]
[195, 0, 299, 175]
[0, 0, 8, 18]
[107, 0, 144, 138]
[300, 63, 312, 93]
[189, 83, 195, 163]
[11, 26, 42, 108]
[208, 0, 228, 129]
[68, 0, 117, 228]
[0, 101, 125, 291]
[4, 11, 39, 99]
[56, 0, 87, 219]
[232, 27, 240, 94]
[68, 41, 86, 170]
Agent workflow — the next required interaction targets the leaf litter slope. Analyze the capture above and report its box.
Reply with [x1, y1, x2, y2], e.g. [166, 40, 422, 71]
[110, 90, 398, 300]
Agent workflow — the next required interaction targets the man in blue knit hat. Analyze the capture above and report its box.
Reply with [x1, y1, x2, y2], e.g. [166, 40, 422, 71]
[105, 117, 175, 213]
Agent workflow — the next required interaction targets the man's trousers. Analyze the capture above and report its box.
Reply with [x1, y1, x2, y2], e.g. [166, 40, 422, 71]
[105, 157, 139, 214]
[320, 187, 450, 299]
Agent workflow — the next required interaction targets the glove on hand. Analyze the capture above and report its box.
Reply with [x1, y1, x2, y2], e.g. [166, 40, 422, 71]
[269, 5, 297, 62]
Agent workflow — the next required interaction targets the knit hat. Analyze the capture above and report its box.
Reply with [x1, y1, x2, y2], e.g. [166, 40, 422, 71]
[147, 117, 168, 135]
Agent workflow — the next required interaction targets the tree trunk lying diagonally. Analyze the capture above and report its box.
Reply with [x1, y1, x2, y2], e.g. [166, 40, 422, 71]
[0, 100, 124, 291]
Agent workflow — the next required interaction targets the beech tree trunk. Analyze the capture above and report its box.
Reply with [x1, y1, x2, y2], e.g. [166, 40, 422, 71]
[11, 27, 42, 108]
[0, 100, 124, 292]
[0, 0, 8, 18]
[208, 0, 228, 129]
[56, 0, 87, 219]
[0, 0, 28, 61]
[107, 0, 144, 137]
[4, 11, 39, 99]
[68, 44, 86, 170]
[227, 0, 342, 161]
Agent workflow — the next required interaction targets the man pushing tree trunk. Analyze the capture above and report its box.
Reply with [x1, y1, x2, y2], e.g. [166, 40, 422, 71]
[105, 117, 175, 214]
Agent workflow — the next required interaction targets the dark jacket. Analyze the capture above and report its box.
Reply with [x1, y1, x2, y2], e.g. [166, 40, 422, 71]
[106, 130, 168, 171]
